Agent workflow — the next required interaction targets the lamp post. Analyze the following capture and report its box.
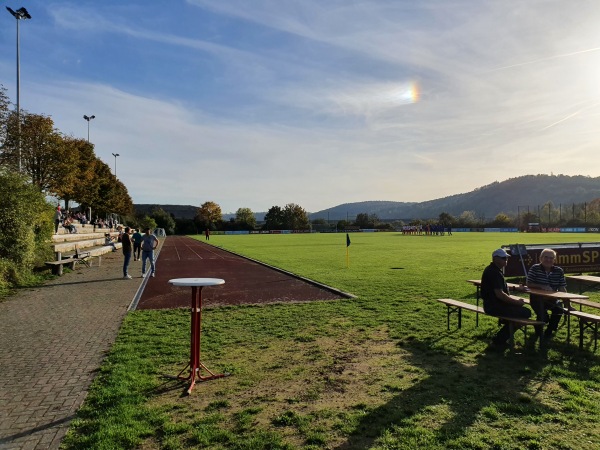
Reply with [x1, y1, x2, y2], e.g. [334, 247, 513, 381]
[112, 153, 120, 177]
[83, 114, 95, 142]
[6, 6, 31, 173]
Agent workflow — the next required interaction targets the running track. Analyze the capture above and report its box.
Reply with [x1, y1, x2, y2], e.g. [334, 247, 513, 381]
[134, 236, 348, 310]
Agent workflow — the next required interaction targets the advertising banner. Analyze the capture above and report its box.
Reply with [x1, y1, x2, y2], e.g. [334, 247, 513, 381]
[503, 242, 600, 277]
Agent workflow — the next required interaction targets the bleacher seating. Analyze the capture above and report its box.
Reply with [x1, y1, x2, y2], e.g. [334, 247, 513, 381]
[48, 223, 123, 275]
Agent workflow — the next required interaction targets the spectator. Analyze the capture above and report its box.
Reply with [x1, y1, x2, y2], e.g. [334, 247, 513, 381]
[526, 248, 566, 340]
[122, 227, 133, 279]
[132, 229, 143, 261]
[104, 233, 117, 252]
[141, 227, 159, 278]
[481, 248, 531, 350]
[54, 206, 63, 234]
[63, 216, 77, 234]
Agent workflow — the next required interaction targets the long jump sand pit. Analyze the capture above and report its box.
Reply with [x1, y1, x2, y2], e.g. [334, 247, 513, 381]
[135, 235, 349, 310]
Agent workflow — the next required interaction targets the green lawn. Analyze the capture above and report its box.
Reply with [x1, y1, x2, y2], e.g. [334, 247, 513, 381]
[62, 232, 600, 450]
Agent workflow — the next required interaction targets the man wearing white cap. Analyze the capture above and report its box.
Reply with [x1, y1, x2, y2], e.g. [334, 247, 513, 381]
[481, 248, 532, 349]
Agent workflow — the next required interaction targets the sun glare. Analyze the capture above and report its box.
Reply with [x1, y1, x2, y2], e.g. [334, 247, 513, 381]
[387, 82, 420, 105]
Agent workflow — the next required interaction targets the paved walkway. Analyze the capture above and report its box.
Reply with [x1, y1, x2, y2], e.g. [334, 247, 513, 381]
[0, 237, 344, 449]
[0, 252, 144, 450]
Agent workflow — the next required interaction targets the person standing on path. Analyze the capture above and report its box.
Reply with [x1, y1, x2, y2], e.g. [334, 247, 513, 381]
[205, 228, 210, 240]
[122, 227, 133, 279]
[132, 228, 143, 261]
[54, 205, 63, 234]
[141, 228, 159, 278]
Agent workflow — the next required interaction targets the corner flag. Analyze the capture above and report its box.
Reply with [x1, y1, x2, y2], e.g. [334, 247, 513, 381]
[346, 233, 351, 268]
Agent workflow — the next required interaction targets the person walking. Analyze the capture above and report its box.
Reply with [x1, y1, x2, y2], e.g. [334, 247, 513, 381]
[141, 228, 159, 278]
[131, 229, 143, 261]
[121, 227, 133, 279]
[54, 206, 63, 234]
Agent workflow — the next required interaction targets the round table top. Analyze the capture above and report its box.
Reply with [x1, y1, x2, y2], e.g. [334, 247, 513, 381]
[169, 278, 225, 287]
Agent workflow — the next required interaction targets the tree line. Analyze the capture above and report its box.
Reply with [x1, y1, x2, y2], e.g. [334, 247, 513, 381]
[0, 85, 133, 217]
[0, 83, 135, 295]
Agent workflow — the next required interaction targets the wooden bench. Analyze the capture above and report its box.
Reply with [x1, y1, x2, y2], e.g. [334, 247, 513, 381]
[566, 310, 600, 351]
[466, 279, 523, 326]
[45, 257, 78, 275]
[70, 247, 91, 267]
[437, 298, 545, 349]
[47, 231, 122, 275]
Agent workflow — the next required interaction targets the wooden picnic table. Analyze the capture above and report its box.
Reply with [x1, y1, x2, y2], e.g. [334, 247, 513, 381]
[469, 279, 595, 342]
[567, 275, 600, 294]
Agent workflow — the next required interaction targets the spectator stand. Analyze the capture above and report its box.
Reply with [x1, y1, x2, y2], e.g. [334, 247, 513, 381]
[48, 222, 122, 275]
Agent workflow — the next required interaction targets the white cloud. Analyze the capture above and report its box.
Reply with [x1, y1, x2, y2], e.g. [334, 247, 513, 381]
[2, 1, 600, 213]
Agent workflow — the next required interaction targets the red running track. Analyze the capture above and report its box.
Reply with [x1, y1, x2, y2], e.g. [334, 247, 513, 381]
[134, 235, 348, 310]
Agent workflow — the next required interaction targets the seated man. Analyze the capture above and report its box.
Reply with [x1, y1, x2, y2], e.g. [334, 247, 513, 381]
[481, 248, 531, 349]
[104, 233, 117, 252]
[63, 217, 77, 234]
[526, 248, 566, 339]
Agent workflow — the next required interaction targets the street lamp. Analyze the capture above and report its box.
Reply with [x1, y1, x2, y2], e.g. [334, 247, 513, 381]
[83, 114, 95, 142]
[112, 153, 120, 176]
[6, 6, 31, 173]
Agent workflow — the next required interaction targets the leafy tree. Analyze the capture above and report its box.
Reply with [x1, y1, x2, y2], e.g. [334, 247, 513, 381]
[150, 207, 176, 235]
[438, 212, 456, 226]
[282, 203, 309, 230]
[235, 207, 257, 230]
[355, 212, 380, 229]
[337, 220, 350, 230]
[0, 84, 9, 148]
[1, 112, 76, 193]
[54, 136, 96, 210]
[354, 213, 370, 228]
[174, 218, 198, 235]
[456, 211, 477, 227]
[138, 216, 157, 232]
[264, 206, 285, 230]
[195, 201, 222, 230]
[89, 162, 133, 217]
[492, 213, 513, 227]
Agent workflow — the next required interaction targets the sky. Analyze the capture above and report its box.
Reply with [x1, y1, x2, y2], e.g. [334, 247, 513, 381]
[2, 1, 600, 214]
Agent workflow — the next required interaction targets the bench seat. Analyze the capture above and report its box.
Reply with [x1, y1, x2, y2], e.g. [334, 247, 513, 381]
[437, 298, 545, 349]
[45, 257, 79, 275]
[567, 310, 600, 351]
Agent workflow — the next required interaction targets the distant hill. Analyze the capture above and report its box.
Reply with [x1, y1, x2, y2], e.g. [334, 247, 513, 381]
[134, 204, 198, 220]
[135, 175, 600, 222]
[310, 175, 600, 220]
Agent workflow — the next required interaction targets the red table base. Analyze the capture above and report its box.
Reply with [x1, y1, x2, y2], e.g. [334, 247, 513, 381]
[167, 281, 229, 394]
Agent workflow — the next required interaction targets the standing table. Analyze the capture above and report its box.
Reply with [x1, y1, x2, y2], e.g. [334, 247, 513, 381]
[168, 278, 228, 394]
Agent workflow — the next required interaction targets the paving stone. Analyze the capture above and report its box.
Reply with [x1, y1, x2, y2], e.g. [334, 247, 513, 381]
[0, 251, 144, 449]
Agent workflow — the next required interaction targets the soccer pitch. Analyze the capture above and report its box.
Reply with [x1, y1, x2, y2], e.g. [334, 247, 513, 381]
[64, 231, 600, 450]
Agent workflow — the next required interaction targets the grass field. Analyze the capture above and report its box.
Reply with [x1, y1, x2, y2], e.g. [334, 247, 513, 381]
[63, 232, 600, 449]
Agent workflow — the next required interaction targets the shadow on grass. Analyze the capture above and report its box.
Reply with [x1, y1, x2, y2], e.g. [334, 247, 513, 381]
[334, 335, 600, 449]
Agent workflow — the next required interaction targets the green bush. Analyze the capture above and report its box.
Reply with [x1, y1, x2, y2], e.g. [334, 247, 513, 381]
[0, 171, 54, 288]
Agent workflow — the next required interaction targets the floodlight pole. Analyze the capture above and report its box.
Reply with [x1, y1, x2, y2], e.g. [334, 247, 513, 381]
[6, 6, 31, 173]
[112, 152, 120, 177]
[83, 114, 95, 142]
